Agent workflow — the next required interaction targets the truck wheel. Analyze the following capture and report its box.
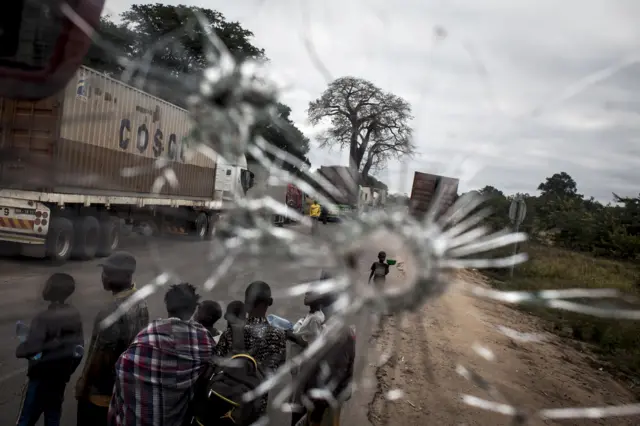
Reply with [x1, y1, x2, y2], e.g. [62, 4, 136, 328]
[96, 217, 120, 257]
[71, 215, 100, 260]
[45, 217, 74, 263]
[193, 212, 208, 240]
[206, 214, 217, 239]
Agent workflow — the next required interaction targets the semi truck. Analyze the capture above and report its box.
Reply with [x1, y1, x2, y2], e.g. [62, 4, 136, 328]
[262, 184, 304, 226]
[409, 171, 460, 219]
[245, 161, 304, 226]
[0, 65, 255, 263]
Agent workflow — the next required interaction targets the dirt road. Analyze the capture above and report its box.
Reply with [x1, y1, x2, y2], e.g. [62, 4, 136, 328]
[362, 270, 638, 425]
[2, 226, 638, 425]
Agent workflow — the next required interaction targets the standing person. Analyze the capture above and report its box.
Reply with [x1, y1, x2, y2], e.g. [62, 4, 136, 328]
[109, 283, 214, 426]
[76, 252, 149, 426]
[215, 281, 287, 417]
[193, 300, 223, 342]
[288, 292, 326, 350]
[369, 251, 390, 285]
[309, 200, 321, 234]
[319, 205, 328, 225]
[295, 273, 356, 426]
[15, 273, 84, 426]
[286, 290, 326, 426]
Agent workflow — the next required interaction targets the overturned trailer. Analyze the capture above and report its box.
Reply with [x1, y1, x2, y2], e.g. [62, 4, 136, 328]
[409, 172, 459, 220]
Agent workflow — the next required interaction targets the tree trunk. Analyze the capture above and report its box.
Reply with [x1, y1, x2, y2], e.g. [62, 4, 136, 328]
[361, 156, 374, 181]
[349, 129, 359, 166]
[354, 126, 375, 170]
[347, 156, 360, 207]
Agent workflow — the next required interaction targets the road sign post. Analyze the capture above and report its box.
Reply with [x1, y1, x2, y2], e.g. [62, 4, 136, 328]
[508, 197, 527, 278]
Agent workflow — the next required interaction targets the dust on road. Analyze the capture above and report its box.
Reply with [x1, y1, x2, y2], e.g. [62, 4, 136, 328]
[368, 270, 637, 425]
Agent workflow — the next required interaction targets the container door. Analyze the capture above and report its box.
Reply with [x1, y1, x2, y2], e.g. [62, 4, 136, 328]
[0, 96, 61, 191]
[409, 172, 437, 219]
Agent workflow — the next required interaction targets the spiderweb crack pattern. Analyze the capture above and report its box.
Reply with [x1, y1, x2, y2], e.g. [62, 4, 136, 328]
[58, 2, 640, 423]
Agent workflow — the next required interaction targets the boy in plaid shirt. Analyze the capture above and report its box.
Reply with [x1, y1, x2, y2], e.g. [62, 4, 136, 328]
[108, 283, 214, 426]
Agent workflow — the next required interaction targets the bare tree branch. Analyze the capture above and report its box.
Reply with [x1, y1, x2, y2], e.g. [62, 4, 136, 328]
[307, 76, 415, 182]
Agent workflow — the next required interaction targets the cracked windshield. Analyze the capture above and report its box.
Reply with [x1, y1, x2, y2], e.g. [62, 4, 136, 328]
[1, 0, 640, 425]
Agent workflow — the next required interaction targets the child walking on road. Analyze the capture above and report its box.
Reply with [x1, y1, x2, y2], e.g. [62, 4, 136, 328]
[16, 273, 84, 426]
[369, 251, 390, 285]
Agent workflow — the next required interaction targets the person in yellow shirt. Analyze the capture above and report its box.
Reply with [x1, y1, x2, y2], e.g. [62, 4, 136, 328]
[309, 200, 321, 234]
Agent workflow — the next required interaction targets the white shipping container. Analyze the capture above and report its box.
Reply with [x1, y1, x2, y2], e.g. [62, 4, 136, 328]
[0, 66, 220, 200]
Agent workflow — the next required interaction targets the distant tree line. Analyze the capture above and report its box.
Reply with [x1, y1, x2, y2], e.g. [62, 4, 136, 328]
[467, 172, 640, 260]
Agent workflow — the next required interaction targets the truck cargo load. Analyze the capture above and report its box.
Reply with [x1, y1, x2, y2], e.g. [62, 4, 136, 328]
[0, 66, 220, 200]
[409, 171, 459, 219]
[0, 66, 254, 263]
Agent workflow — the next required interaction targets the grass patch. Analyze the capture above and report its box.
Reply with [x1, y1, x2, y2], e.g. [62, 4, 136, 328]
[485, 243, 640, 383]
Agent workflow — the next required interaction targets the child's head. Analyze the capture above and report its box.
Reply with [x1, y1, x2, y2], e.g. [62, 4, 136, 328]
[378, 251, 387, 262]
[42, 273, 76, 303]
[194, 300, 222, 329]
[244, 281, 272, 314]
[303, 290, 324, 311]
[164, 283, 200, 321]
[225, 300, 245, 324]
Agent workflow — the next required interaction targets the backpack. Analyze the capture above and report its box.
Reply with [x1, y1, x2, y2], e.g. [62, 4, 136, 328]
[184, 324, 265, 426]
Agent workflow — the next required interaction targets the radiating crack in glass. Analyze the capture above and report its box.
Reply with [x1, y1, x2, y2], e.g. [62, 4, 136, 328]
[57, 2, 640, 423]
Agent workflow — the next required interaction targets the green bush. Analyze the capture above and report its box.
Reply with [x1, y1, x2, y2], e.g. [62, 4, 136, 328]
[467, 172, 640, 261]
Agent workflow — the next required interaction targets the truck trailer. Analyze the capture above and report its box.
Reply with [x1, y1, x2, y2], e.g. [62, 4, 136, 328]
[0, 66, 254, 263]
[409, 171, 460, 220]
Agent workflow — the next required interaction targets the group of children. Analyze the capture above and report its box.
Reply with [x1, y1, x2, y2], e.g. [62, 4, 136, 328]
[13, 274, 249, 426]
[196, 274, 355, 426]
[14, 249, 392, 426]
[199, 283, 342, 426]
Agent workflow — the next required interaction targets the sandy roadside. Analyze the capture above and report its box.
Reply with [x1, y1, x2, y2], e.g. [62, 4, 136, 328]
[364, 269, 638, 425]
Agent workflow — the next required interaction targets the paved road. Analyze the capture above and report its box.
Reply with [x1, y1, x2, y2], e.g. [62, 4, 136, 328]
[0, 226, 334, 425]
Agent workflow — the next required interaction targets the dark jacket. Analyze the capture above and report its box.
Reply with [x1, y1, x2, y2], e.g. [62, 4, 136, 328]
[79, 288, 149, 398]
[298, 326, 356, 421]
[16, 302, 84, 382]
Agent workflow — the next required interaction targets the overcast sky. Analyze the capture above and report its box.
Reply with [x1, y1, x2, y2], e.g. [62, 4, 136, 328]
[103, 0, 640, 200]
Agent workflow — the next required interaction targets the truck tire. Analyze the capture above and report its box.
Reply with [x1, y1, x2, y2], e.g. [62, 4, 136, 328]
[206, 214, 217, 239]
[71, 215, 100, 260]
[45, 217, 74, 264]
[97, 217, 120, 257]
[192, 212, 208, 240]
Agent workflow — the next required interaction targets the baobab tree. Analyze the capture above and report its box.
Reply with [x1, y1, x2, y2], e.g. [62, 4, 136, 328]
[307, 76, 415, 181]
